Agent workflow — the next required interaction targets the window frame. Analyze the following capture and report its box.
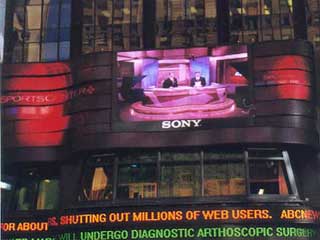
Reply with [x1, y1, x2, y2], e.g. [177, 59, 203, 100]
[245, 149, 300, 201]
[78, 149, 301, 206]
[4, 0, 71, 63]
[9, 166, 60, 212]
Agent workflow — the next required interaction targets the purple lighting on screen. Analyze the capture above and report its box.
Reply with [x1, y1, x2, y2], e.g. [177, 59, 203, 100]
[117, 46, 250, 122]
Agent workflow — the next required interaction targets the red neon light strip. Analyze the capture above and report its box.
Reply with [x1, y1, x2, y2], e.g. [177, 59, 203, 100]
[255, 85, 311, 101]
[3, 117, 70, 134]
[3, 75, 73, 91]
[254, 70, 311, 86]
[2, 62, 70, 77]
[5, 132, 66, 147]
[254, 55, 311, 71]
[3, 105, 65, 120]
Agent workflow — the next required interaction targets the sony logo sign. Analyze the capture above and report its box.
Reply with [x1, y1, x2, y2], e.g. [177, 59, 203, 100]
[162, 119, 202, 129]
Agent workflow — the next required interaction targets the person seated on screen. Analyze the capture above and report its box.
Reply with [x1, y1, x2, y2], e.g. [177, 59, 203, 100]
[162, 72, 178, 88]
[120, 76, 147, 103]
[191, 72, 206, 87]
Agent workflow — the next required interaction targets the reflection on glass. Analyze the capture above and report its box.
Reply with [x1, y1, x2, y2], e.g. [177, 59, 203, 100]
[36, 179, 59, 210]
[15, 181, 37, 211]
[42, 42, 58, 61]
[24, 43, 40, 62]
[204, 161, 245, 196]
[249, 160, 291, 195]
[26, 6, 42, 29]
[160, 152, 201, 197]
[42, 3, 59, 29]
[60, 4, 71, 27]
[117, 154, 157, 199]
[28, 0, 42, 5]
[155, 0, 217, 48]
[6, 0, 71, 62]
[229, 0, 294, 43]
[82, 166, 113, 201]
[43, 28, 58, 42]
[59, 41, 70, 60]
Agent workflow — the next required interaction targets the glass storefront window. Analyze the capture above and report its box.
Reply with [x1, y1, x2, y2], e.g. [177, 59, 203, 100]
[13, 167, 59, 211]
[36, 179, 59, 210]
[79, 150, 297, 203]
[160, 152, 201, 197]
[204, 158, 246, 196]
[249, 160, 291, 195]
[15, 181, 38, 211]
[117, 153, 157, 199]
[80, 155, 114, 201]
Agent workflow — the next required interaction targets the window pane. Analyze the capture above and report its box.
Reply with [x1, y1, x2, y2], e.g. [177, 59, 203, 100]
[160, 152, 201, 197]
[117, 153, 157, 199]
[43, 28, 59, 42]
[13, 6, 25, 31]
[25, 30, 41, 42]
[80, 156, 114, 201]
[42, 3, 59, 29]
[82, 167, 113, 201]
[14, 181, 38, 210]
[204, 161, 245, 196]
[36, 179, 59, 210]
[27, 0, 42, 5]
[59, 28, 70, 41]
[24, 43, 40, 62]
[249, 160, 292, 195]
[11, 43, 23, 63]
[186, 0, 205, 20]
[113, 0, 131, 24]
[26, 6, 42, 29]
[59, 41, 70, 60]
[60, 4, 71, 27]
[169, 0, 185, 21]
[96, 0, 113, 25]
[1, 179, 13, 211]
[131, 0, 143, 23]
[42, 42, 58, 61]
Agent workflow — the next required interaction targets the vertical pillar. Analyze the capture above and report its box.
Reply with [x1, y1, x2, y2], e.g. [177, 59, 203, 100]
[70, 0, 82, 59]
[143, 0, 156, 49]
[0, 0, 6, 63]
[292, 0, 308, 39]
[216, 0, 230, 44]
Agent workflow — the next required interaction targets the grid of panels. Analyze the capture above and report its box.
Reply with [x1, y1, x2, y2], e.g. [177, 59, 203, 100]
[5, 0, 71, 63]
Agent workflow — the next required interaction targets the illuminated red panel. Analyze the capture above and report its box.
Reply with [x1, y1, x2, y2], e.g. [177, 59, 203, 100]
[2, 62, 72, 147]
[1, 90, 68, 106]
[2, 62, 70, 77]
[3, 105, 65, 120]
[5, 132, 66, 147]
[255, 85, 311, 101]
[4, 117, 70, 134]
[254, 55, 311, 72]
[3, 75, 73, 91]
[255, 70, 311, 86]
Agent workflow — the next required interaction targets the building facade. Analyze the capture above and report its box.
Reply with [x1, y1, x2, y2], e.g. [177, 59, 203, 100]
[1, 1, 320, 239]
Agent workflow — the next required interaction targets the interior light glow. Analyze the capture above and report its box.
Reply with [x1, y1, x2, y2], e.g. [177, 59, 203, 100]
[0, 181, 12, 190]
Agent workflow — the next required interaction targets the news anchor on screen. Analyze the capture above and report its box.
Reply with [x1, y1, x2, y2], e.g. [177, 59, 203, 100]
[162, 72, 178, 88]
[191, 72, 206, 87]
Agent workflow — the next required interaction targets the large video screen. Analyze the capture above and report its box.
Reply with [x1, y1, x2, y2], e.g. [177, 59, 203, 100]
[114, 46, 250, 131]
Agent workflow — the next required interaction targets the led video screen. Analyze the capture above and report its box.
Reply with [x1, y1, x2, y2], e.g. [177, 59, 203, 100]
[115, 46, 250, 131]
